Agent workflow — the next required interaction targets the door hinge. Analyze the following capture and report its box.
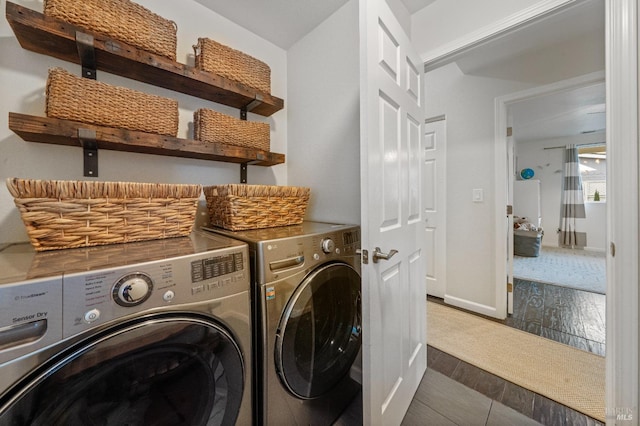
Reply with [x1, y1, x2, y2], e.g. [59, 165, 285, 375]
[506, 205, 513, 215]
[610, 242, 616, 257]
[356, 249, 369, 264]
[507, 127, 513, 137]
[507, 282, 513, 293]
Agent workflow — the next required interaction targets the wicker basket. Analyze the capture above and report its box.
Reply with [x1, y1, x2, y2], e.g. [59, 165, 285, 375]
[204, 184, 310, 231]
[46, 67, 179, 136]
[194, 38, 271, 93]
[7, 178, 202, 251]
[194, 109, 270, 151]
[43, 0, 177, 60]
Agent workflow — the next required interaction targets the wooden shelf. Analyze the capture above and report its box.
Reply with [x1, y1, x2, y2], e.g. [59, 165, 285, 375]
[6, 1, 284, 117]
[9, 113, 285, 167]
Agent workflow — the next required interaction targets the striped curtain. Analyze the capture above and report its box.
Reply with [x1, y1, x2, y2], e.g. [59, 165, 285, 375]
[559, 144, 587, 248]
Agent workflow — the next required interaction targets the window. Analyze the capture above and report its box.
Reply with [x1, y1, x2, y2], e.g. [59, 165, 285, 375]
[578, 144, 606, 202]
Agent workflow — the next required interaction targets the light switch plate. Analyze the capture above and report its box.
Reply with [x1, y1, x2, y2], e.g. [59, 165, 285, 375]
[473, 188, 483, 202]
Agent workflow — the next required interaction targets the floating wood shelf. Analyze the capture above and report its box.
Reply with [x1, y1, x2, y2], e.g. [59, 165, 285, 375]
[9, 113, 285, 167]
[6, 1, 284, 117]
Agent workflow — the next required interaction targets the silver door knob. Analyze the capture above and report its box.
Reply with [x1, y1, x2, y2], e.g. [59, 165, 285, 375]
[372, 247, 398, 263]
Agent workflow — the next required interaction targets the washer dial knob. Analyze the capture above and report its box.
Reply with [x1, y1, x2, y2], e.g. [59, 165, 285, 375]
[321, 238, 335, 254]
[113, 273, 153, 307]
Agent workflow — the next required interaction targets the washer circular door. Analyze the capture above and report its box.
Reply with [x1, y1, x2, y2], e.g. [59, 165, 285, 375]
[275, 262, 361, 399]
[0, 315, 245, 426]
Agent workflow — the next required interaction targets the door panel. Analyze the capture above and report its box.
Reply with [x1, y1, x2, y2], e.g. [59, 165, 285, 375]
[360, 0, 427, 424]
[408, 115, 421, 223]
[380, 263, 402, 408]
[408, 249, 423, 364]
[380, 92, 402, 229]
[379, 21, 399, 82]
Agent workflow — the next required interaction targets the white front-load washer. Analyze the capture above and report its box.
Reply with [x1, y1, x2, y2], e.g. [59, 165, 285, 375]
[0, 231, 252, 426]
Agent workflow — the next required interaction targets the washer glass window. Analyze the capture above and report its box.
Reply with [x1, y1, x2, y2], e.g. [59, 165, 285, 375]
[276, 263, 361, 399]
[0, 316, 244, 426]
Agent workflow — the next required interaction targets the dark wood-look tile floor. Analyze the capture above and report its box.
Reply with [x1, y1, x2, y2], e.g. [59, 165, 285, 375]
[334, 364, 541, 426]
[336, 280, 606, 425]
[506, 278, 606, 356]
[422, 346, 604, 426]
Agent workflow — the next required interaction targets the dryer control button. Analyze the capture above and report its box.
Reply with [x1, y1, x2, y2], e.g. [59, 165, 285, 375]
[313, 253, 320, 260]
[163, 290, 175, 302]
[321, 238, 335, 254]
[84, 309, 100, 323]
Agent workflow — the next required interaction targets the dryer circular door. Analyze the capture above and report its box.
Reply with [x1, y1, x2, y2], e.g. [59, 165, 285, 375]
[0, 314, 245, 426]
[275, 262, 361, 399]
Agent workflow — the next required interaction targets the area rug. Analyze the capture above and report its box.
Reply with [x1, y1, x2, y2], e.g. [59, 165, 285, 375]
[513, 246, 606, 294]
[427, 301, 605, 422]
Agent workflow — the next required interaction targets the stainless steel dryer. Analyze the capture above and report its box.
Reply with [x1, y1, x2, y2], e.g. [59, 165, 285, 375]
[204, 222, 362, 426]
[0, 231, 252, 426]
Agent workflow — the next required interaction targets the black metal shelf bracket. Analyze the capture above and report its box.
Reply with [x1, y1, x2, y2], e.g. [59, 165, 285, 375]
[76, 31, 97, 79]
[239, 94, 265, 181]
[240, 163, 248, 183]
[240, 94, 264, 120]
[79, 128, 98, 177]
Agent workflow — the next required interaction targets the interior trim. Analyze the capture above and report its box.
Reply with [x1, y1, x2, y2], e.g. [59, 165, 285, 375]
[604, 0, 639, 421]
[422, 0, 579, 72]
[443, 294, 498, 318]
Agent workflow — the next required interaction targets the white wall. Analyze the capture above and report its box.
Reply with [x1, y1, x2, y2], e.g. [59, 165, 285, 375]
[286, 0, 361, 225]
[425, 62, 533, 309]
[0, 0, 287, 244]
[515, 132, 607, 251]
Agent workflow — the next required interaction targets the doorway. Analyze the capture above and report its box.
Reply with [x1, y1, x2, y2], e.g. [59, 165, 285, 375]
[422, 0, 637, 418]
[499, 73, 607, 355]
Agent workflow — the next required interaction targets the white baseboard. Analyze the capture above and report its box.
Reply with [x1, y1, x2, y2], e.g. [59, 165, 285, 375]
[442, 295, 500, 319]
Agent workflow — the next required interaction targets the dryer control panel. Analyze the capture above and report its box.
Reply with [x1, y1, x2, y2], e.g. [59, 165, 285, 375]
[61, 245, 249, 339]
[255, 227, 360, 284]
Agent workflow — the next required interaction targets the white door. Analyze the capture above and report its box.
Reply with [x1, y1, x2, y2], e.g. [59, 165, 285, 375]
[359, 0, 427, 424]
[423, 118, 447, 298]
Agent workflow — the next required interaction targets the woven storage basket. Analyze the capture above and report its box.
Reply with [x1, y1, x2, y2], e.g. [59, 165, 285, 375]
[43, 0, 177, 60]
[203, 184, 310, 231]
[7, 178, 202, 251]
[194, 38, 271, 93]
[46, 67, 179, 136]
[194, 109, 270, 151]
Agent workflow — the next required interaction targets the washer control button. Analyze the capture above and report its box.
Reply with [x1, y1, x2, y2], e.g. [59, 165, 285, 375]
[113, 273, 153, 307]
[313, 253, 320, 260]
[163, 290, 175, 302]
[84, 309, 100, 323]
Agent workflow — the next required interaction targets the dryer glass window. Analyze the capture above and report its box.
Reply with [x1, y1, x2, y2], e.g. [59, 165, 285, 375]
[0, 317, 244, 426]
[276, 263, 361, 399]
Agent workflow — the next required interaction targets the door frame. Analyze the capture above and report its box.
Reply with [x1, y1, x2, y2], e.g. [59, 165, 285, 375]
[493, 70, 606, 320]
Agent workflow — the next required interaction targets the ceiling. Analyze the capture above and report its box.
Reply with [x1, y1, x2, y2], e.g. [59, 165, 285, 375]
[509, 82, 606, 142]
[193, 0, 436, 49]
[478, 0, 606, 142]
[194, 0, 605, 143]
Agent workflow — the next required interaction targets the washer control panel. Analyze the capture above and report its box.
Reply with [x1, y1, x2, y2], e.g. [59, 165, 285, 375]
[62, 246, 248, 338]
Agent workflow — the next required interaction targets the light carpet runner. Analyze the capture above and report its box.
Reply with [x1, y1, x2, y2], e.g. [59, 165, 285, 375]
[427, 301, 605, 422]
